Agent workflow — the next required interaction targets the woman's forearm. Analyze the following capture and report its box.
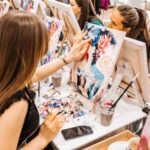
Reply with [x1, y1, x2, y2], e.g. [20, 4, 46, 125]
[20, 134, 48, 150]
[31, 54, 74, 83]
[31, 31, 90, 83]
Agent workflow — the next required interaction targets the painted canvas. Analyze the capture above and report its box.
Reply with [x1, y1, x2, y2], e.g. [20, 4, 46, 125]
[71, 22, 125, 103]
[46, 0, 81, 46]
[43, 16, 63, 60]
[37, 88, 91, 123]
[0, 0, 10, 17]
[19, 0, 41, 13]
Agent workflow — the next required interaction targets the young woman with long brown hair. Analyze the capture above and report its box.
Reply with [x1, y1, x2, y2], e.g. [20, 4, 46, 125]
[108, 5, 150, 69]
[0, 11, 91, 149]
[70, 0, 103, 29]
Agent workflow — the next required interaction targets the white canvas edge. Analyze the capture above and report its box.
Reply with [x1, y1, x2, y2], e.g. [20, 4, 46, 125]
[118, 37, 150, 103]
[47, 0, 81, 32]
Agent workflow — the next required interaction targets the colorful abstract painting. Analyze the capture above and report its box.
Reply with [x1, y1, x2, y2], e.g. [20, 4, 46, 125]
[20, 0, 41, 13]
[71, 23, 125, 103]
[0, 0, 9, 17]
[44, 16, 63, 60]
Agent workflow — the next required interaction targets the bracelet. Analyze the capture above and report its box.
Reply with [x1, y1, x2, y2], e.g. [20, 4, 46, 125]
[60, 55, 69, 65]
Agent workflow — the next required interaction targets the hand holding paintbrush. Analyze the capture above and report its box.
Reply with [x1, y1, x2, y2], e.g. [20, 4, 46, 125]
[109, 73, 140, 111]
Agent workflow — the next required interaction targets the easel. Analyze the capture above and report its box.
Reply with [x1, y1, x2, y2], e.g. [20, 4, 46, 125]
[45, 0, 81, 53]
[51, 13, 72, 57]
[37, 1, 68, 57]
[106, 59, 145, 108]
[48, 5, 76, 49]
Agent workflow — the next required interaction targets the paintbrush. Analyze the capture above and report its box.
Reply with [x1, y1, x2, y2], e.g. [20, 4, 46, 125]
[109, 73, 140, 111]
[84, 25, 94, 32]
[38, 81, 40, 97]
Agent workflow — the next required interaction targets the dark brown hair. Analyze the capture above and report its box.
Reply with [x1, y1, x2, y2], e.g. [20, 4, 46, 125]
[75, 0, 99, 29]
[117, 5, 150, 58]
[0, 11, 48, 106]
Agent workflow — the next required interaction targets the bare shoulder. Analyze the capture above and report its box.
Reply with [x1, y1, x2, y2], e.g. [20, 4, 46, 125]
[0, 99, 28, 123]
[0, 99, 28, 138]
[0, 99, 29, 149]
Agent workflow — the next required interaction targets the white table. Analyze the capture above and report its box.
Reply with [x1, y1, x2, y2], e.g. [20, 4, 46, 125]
[52, 97, 146, 150]
[35, 67, 146, 150]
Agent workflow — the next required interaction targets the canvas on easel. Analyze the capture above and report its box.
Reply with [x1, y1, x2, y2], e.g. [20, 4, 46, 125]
[43, 16, 63, 60]
[109, 37, 150, 106]
[46, 0, 81, 46]
[71, 23, 125, 103]
[34, 1, 64, 62]
[19, 0, 41, 14]
[0, 0, 10, 17]
[36, 0, 47, 18]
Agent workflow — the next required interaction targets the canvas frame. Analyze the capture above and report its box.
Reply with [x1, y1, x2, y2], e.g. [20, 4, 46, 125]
[19, 0, 41, 14]
[71, 23, 126, 103]
[117, 37, 150, 103]
[0, 0, 10, 17]
[46, 0, 81, 46]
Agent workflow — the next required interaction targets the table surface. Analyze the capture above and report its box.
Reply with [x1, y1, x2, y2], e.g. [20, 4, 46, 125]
[35, 67, 146, 150]
[52, 99, 146, 150]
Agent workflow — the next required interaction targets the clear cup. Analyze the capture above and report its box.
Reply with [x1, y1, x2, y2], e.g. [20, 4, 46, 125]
[99, 100, 114, 126]
[51, 70, 62, 87]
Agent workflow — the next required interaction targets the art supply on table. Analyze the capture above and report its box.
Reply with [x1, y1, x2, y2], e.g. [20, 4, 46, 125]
[38, 96, 88, 120]
[57, 110, 65, 115]
[100, 100, 114, 126]
[51, 70, 62, 87]
[109, 73, 140, 111]
[38, 81, 40, 97]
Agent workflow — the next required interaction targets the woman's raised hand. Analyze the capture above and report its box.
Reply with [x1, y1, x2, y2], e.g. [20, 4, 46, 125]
[67, 31, 91, 62]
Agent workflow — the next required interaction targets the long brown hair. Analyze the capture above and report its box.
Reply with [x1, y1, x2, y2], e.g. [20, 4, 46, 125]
[75, 0, 99, 29]
[0, 11, 48, 106]
[117, 5, 150, 58]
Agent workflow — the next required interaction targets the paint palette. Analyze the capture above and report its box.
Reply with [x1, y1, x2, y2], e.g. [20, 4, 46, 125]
[37, 96, 89, 120]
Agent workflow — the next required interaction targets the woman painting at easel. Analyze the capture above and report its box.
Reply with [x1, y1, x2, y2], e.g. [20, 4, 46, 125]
[70, 0, 103, 29]
[0, 11, 91, 149]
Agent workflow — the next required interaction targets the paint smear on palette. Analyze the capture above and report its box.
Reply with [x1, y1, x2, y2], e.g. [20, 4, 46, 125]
[37, 97, 88, 119]
[71, 22, 125, 103]
[44, 16, 63, 60]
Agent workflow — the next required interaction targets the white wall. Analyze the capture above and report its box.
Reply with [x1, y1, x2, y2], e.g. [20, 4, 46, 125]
[112, 0, 144, 9]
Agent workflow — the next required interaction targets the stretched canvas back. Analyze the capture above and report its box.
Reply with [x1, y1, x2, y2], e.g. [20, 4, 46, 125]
[117, 37, 150, 103]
